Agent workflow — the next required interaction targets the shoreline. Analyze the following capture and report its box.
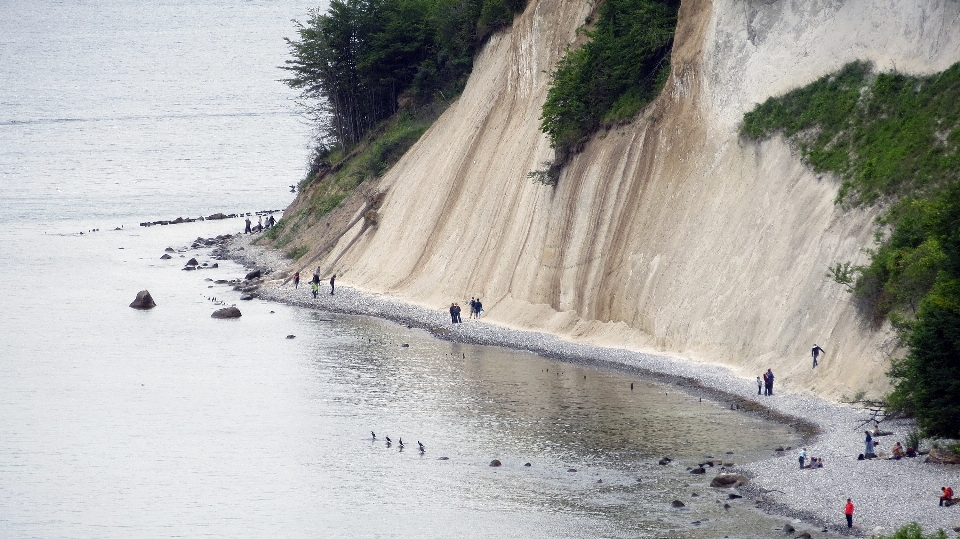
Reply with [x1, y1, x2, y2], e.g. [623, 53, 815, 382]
[222, 233, 960, 537]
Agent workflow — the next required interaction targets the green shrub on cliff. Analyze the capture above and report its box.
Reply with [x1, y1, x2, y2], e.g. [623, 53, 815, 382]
[539, 0, 679, 165]
[742, 61, 960, 438]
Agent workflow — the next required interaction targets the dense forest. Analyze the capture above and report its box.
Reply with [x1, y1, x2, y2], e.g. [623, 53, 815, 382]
[283, 0, 525, 154]
[743, 62, 960, 438]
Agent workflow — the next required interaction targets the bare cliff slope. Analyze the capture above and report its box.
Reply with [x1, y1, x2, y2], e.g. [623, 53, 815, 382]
[287, 0, 960, 400]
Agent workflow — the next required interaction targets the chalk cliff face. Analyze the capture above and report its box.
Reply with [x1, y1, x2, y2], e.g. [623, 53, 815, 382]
[289, 0, 960, 399]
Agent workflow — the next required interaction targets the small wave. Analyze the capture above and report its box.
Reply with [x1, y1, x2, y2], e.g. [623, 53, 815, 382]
[0, 110, 298, 127]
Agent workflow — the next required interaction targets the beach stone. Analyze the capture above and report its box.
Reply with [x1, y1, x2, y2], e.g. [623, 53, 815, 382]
[186, 258, 199, 266]
[438, 457, 449, 460]
[164, 247, 175, 252]
[160, 253, 172, 260]
[567, 468, 577, 472]
[245, 269, 262, 280]
[129, 290, 156, 309]
[710, 474, 748, 488]
[671, 500, 685, 508]
[690, 467, 706, 474]
[524, 463, 531, 467]
[926, 449, 960, 464]
[240, 293, 254, 300]
[489, 460, 501, 467]
[658, 458, 671, 465]
[211, 307, 241, 319]
[286, 335, 295, 339]
[728, 493, 742, 499]
[783, 522, 795, 534]
[796, 533, 812, 539]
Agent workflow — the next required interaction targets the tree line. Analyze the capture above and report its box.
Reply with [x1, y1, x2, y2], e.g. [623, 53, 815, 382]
[283, 0, 526, 152]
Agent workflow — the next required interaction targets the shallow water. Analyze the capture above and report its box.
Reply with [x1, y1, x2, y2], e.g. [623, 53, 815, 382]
[0, 1, 803, 537]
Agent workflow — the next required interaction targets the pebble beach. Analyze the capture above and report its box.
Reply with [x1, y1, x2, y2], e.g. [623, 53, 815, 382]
[223, 233, 960, 537]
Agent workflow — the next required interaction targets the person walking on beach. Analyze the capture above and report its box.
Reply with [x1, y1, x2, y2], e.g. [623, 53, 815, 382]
[449, 303, 458, 323]
[475, 298, 482, 318]
[757, 376, 763, 395]
[294, 271, 300, 289]
[311, 280, 319, 298]
[799, 447, 806, 469]
[864, 431, 875, 458]
[244, 217, 252, 234]
[329, 274, 336, 295]
[313, 267, 320, 286]
[844, 498, 854, 528]
[811, 344, 825, 368]
[454, 303, 462, 323]
[469, 297, 477, 319]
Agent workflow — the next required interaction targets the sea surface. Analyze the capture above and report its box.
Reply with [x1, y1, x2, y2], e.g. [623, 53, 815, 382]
[0, 1, 801, 537]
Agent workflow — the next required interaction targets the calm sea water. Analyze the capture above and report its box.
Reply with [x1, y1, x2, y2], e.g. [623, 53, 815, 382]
[0, 1, 801, 537]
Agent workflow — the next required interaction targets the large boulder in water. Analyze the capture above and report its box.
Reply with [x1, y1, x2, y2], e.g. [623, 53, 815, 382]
[129, 290, 156, 309]
[186, 258, 199, 266]
[211, 306, 241, 319]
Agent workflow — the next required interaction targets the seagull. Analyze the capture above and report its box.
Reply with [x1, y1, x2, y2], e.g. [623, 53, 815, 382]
[385, 436, 391, 445]
[371, 431, 376, 440]
[398, 438, 404, 448]
[418, 441, 425, 453]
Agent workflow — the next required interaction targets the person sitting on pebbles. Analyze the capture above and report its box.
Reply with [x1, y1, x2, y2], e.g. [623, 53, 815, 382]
[891, 441, 905, 460]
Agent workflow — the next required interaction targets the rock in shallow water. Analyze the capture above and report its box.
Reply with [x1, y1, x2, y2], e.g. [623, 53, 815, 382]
[129, 290, 156, 309]
[489, 459, 501, 467]
[710, 473, 748, 488]
[211, 307, 241, 319]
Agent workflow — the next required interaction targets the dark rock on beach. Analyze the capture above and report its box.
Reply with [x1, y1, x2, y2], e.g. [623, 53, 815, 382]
[489, 459, 501, 467]
[245, 269, 262, 280]
[211, 306, 241, 319]
[240, 293, 255, 301]
[164, 247, 175, 252]
[710, 474, 748, 488]
[690, 467, 706, 474]
[160, 253, 172, 259]
[671, 500, 685, 508]
[129, 290, 156, 309]
[186, 258, 199, 266]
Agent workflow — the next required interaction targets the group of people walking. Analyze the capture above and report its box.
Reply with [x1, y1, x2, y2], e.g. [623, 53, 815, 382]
[292, 268, 335, 298]
[449, 297, 482, 323]
[757, 369, 775, 395]
[243, 213, 276, 234]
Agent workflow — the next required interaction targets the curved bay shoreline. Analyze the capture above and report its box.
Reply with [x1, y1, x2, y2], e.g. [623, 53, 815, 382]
[222, 233, 959, 537]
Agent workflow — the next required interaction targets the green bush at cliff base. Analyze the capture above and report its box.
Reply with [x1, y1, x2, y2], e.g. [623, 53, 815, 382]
[742, 62, 960, 438]
[877, 523, 948, 539]
[539, 0, 679, 162]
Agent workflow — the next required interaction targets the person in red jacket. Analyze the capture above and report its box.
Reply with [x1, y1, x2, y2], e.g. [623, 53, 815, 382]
[844, 499, 854, 528]
[940, 486, 954, 507]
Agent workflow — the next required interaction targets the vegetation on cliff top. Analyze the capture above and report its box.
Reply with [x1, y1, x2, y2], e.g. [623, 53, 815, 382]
[742, 61, 960, 438]
[533, 0, 679, 184]
[270, 0, 525, 251]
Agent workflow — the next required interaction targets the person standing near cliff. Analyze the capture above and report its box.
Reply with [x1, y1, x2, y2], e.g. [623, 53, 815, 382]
[329, 274, 336, 295]
[293, 271, 300, 289]
[449, 303, 457, 323]
[244, 216, 251, 234]
[764, 369, 775, 396]
[844, 498, 854, 528]
[811, 344, 825, 368]
[475, 298, 482, 318]
[757, 376, 763, 395]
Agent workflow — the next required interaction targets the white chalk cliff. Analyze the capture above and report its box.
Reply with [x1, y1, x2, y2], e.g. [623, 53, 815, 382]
[285, 0, 960, 400]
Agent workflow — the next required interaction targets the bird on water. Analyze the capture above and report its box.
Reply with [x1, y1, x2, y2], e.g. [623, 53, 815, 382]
[418, 441, 425, 453]
[371, 431, 376, 440]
